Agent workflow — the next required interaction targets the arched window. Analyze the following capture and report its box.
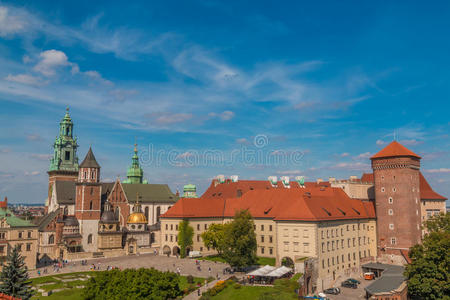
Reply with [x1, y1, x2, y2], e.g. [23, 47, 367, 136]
[91, 170, 95, 180]
[145, 207, 149, 221]
[84, 171, 87, 179]
[87, 234, 93, 244]
[156, 206, 161, 223]
[48, 234, 54, 244]
[89, 201, 93, 210]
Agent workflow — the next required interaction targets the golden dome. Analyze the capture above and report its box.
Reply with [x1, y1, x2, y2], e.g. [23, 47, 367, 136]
[127, 212, 147, 224]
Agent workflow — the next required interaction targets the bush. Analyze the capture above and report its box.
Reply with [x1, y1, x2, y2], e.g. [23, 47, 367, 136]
[187, 275, 194, 284]
[234, 283, 242, 289]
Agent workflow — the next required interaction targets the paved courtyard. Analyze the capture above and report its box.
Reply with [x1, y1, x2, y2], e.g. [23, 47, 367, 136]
[325, 277, 372, 300]
[30, 253, 229, 280]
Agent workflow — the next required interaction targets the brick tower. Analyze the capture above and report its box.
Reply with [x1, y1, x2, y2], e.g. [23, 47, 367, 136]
[75, 147, 101, 252]
[371, 141, 422, 264]
[47, 108, 79, 213]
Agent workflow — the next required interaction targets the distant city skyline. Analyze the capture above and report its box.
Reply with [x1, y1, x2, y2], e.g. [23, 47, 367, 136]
[0, 1, 449, 203]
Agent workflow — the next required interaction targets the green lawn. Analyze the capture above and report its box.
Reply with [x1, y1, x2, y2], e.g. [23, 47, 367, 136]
[211, 285, 273, 300]
[30, 271, 204, 299]
[198, 255, 276, 266]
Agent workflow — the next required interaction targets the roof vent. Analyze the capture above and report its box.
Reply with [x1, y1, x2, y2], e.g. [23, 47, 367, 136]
[268, 176, 277, 186]
[295, 176, 305, 188]
[216, 175, 225, 184]
[280, 176, 290, 188]
[337, 208, 346, 215]
[321, 207, 332, 216]
[230, 175, 239, 183]
[352, 208, 361, 215]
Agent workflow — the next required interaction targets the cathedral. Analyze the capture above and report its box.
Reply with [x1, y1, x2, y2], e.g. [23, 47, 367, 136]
[37, 109, 179, 261]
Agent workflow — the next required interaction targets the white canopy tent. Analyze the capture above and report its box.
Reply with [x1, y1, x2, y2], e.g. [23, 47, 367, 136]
[247, 265, 277, 276]
[265, 266, 293, 277]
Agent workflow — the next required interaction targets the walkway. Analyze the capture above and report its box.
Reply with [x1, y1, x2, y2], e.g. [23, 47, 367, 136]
[30, 253, 228, 279]
[183, 274, 237, 300]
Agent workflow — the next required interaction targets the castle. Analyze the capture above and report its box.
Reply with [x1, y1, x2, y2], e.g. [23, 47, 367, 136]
[37, 108, 179, 261]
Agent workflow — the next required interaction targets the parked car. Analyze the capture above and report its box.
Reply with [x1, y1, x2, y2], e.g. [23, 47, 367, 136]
[341, 281, 358, 289]
[364, 272, 375, 280]
[345, 278, 361, 284]
[323, 287, 340, 295]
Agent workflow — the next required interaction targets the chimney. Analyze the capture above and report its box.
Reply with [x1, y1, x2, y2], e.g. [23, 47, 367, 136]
[316, 178, 323, 184]
[281, 176, 290, 188]
[295, 176, 305, 188]
[349, 175, 357, 181]
[268, 176, 278, 186]
[216, 175, 225, 184]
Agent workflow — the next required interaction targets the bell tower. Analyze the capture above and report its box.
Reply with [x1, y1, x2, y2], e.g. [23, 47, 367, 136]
[123, 143, 148, 184]
[47, 107, 79, 212]
[75, 147, 102, 252]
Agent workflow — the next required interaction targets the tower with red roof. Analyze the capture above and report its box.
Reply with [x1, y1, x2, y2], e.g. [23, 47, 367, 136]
[371, 141, 422, 263]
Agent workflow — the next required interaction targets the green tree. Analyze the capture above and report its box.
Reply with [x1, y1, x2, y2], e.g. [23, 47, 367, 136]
[405, 212, 450, 300]
[0, 245, 33, 300]
[201, 223, 228, 255]
[83, 268, 183, 300]
[178, 219, 194, 258]
[222, 210, 257, 268]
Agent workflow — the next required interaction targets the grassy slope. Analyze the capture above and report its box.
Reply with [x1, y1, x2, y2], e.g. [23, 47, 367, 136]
[198, 255, 276, 266]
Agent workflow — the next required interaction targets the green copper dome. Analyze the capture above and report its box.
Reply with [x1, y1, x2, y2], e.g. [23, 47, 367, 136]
[49, 107, 79, 172]
[123, 144, 148, 184]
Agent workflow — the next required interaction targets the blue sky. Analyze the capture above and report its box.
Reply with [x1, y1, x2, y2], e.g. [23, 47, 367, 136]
[0, 1, 449, 204]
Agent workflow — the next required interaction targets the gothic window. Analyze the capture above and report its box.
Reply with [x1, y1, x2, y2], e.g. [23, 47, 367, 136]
[91, 171, 95, 180]
[65, 151, 70, 160]
[48, 234, 54, 244]
[87, 234, 93, 244]
[84, 171, 87, 179]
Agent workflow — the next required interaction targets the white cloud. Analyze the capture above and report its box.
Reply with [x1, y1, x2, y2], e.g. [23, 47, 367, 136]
[30, 154, 52, 161]
[24, 171, 39, 176]
[236, 138, 249, 145]
[340, 152, 350, 157]
[399, 139, 422, 146]
[34, 50, 76, 76]
[355, 152, 372, 159]
[330, 162, 370, 171]
[425, 168, 450, 173]
[208, 110, 235, 121]
[0, 6, 26, 37]
[26, 134, 44, 142]
[5, 74, 42, 86]
[84, 70, 113, 86]
[145, 112, 193, 125]
[376, 139, 385, 145]
[276, 170, 302, 175]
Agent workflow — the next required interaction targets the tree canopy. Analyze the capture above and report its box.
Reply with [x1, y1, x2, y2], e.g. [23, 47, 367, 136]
[83, 268, 182, 300]
[0, 245, 33, 300]
[405, 212, 450, 300]
[178, 219, 194, 258]
[201, 223, 228, 255]
[222, 210, 257, 268]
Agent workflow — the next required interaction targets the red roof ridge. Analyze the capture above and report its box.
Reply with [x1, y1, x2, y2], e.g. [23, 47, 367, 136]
[371, 141, 421, 159]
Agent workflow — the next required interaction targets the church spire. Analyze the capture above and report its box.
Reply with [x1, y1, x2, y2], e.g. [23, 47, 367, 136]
[49, 107, 79, 172]
[123, 143, 148, 184]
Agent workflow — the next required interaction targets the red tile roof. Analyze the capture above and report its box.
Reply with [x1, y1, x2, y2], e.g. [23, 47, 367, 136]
[371, 141, 421, 159]
[361, 173, 374, 183]
[162, 185, 376, 222]
[419, 172, 447, 200]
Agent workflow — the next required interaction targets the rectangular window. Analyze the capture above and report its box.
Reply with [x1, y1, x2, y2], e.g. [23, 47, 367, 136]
[204, 224, 207, 230]
[26, 243, 31, 251]
[261, 225, 264, 231]
[322, 242, 325, 253]
[170, 235, 173, 242]
[197, 235, 200, 242]
[17, 244, 22, 252]
[18, 232, 22, 239]
[165, 224, 168, 230]
[269, 225, 272, 231]
[332, 241, 335, 250]
[269, 236, 273, 243]
[303, 229, 309, 238]
[321, 231, 324, 239]
[197, 224, 200, 230]
[293, 229, 299, 237]
[322, 260, 325, 268]
[165, 234, 168, 241]
[284, 242, 289, 251]
[294, 242, 299, 252]
[65, 151, 70, 160]
[353, 238, 356, 247]
[261, 236, 264, 243]
[170, 224, 173, 230]
[269, 248, 273, 255]
[283, 229, 288, 237]
[304, 243, 309, 253]
[391, 237, 396, 245]
[261, 247, 265, 254]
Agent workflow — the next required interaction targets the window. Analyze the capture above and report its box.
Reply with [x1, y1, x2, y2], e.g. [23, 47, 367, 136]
[18, 232, 22, 239]
[284, 242, 289, 251]
[261, 236, 264, 243]
[392, 187, 397, 192]
[352, 238, 355, 247]
[322, 242, 325, 253]
[381, 187, 385, 192]
[321, 231, 324, 239]
[269, 248, 273, 255]
[327, 241, 330, 252]
[261, 247, 265, 254]
[389, 224, 394, 230]
[342, 254, 344, 262]
[165, 224, 168, 230]
[353, 252, 356, 260]
[269, 236, 273, 243]
[388, 209, 394, 215]
[176, 225, 178, 230]
[170, 235, 173, 242]
[346, 225, 349, 231]
[87, 234, 93, 244]
[89, 201, 93, 210]
[348, 239, 350, 247]
[261, 225, 264, 231]
[341, 228, 343, 235]
[283, 229, 288, 237]
[17, 244, 22, 252]
[65, 151, 70, 160]
[322, 260, 325, 268]
[332, 257, 334, 265]
[84, 171, 87, 179]
[388, 197, 393, 204]
[337, 256, 339, 264]
[303, 229, 309, 237]
[197, 224, 200, 230]
[348, 253, 351, 261]
[353, 225, 355, 231]
[26, 243, 31, 251]
[197, 235, 200, 242]
[304, 243, 309, 253]
[204, 224, 207, 230]
[48, 234, 54, 244]
[293, 229, 299, 237]
[358, 237, 361, 246]
[391, 237, 396, 245]
[170, 224, 173, 230]
[91, 171, 95, 180]
[156, 206, 161, 223]
[27, 231, 32, 238]
[165, 234, 168, 241]
[269, 225, 272, 231]
[332, 241, 335, 250]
